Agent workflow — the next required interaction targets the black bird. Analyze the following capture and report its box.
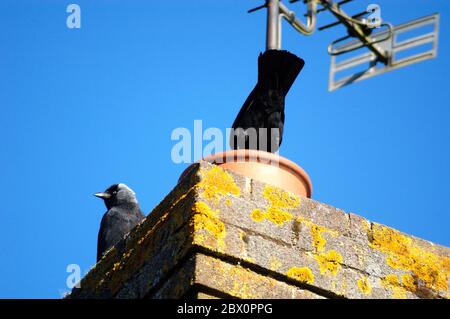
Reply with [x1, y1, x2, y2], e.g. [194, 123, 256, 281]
[230, 50, 305, 153]
[94, 183, 145, 261]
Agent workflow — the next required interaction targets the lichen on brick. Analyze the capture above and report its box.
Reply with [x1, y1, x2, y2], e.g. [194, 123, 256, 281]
[311, 225, 327, 252]
[137, 212, 169, 245]
[230, 282, 254, 299]
[369, 224, 450, 293]
[401, 274, 416, 293]
[251, 209, 266, 223]
[357, 276, 372, 295]
[296, 216, 338, 253]
[250, 185, 299, 226]
[197, 166, 241, 202]
[381, 274, 408, 299]
[69, 162, 450, 300]
[286, 267, 315, 284]
[270, 257, 282, 271]
[192, 201, 226, 251]
[294, 216, 343, 278]
[314, 250, 343, 276]
[267, 207, 293, 225]
[112, 262, 121, 272]
[263, 185, 300, 209]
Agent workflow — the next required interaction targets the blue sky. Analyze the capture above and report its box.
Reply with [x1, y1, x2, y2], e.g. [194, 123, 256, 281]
[0, 0, 448, 298]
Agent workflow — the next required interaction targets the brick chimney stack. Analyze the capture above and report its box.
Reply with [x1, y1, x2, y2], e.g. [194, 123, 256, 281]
[68, 162, 450, 299]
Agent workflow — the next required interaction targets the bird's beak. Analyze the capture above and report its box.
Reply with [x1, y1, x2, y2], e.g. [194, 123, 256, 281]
[94, 192, 111, 199]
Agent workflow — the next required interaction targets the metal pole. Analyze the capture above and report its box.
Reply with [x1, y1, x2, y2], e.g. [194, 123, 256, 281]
[279, 0, 317, 35]
[266, 0, 280, 50]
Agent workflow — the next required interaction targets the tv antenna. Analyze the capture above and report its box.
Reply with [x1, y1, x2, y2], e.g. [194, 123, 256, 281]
[248, 0, 439, 91]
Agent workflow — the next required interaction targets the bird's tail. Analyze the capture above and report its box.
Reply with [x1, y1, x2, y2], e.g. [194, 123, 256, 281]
[257, 50, 305, 96]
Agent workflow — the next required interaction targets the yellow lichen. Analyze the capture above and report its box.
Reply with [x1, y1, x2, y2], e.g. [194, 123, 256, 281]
[401, 274, 416, 292]
[266, 207, 293, 225]
[296, 216, 338, 253]
[250, 185, 299, 226]
[286, 267, 315, 284]
[122, 249, 134, 259]
[197, 166, 241, 202]
[243, 257, 256, 263]
[263, 185, 300, 209]
[310, 224, 327, 252]
[370, 225, 450, 292]
[314, 250, 343, 276]
[192, 201, 226, 251]
[381, 274, 408, 299]
[229, 282, 254, 299]
[189, 166, 244, 252]
[381, 273, 416, 298]
[270, 257, 282, 271]
[295, 217, 343, 276]
[357, 276, 372, 295]
[392, 287, 407, 299]
[193, 233, 206, 245]
[384, 274, 400, 286]
[137, 212, 169, 245]
[112, 262, 121, 272]
[251, 209, 266, 222]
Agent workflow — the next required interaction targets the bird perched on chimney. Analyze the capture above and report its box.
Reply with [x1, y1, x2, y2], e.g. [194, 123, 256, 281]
[230, 50, 304, 153]
[94, 183, 145, 261]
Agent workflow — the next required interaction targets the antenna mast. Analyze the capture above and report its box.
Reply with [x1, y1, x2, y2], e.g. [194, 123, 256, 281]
[247, 0, 439, 91]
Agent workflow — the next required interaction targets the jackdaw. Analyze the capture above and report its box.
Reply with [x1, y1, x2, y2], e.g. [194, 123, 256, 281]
[230, 50, 305, 153]
[94, 183, 145, 261]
